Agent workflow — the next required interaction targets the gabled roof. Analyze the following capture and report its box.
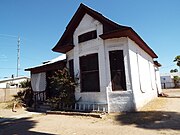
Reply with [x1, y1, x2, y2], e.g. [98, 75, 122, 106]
[52, 3, 129, 53]
[52, 3, 158, 58]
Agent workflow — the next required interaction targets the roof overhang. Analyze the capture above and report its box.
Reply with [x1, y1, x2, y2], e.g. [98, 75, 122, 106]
[52, 3, 128, 53]
[25, 60, 66, 74]
[100, 28, 158, 58]
[53, 44, 74, 53]
[154, 61, 162, 67]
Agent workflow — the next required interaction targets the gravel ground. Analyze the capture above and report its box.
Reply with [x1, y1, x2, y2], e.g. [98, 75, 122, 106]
[0, 89, 180, 135]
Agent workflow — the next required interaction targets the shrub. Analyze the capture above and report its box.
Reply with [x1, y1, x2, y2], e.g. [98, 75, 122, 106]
[47, 68, 77, 110]
[173, 76, 180, 88]
[13, 88, 33, 107]
[20, 80, 31, 88]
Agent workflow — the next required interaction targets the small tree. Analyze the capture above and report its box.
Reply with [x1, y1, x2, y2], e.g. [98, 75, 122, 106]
[173, 76, 180, 88]
[20, 80, 31, 88]
[48, 68, 77, 110]
[12, 80, 33, 111]
[170, 69, 178, 73]
[174, 55, 180, 72]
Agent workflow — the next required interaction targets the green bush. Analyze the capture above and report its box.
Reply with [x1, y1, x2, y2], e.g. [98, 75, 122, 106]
[47, 68, 77, 110]
[20, 80, 31, 88]
[173, 76, 180, 88]
[13, 88, 33, 107]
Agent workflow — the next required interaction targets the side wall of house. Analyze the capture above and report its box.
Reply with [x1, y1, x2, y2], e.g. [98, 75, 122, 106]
[155, 67, 162, 93]
[128, 38, 158, 110]
[104, 38, 135, 112]
[66, 14, 108, 105]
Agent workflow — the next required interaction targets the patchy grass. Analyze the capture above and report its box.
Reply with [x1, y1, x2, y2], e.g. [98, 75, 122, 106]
[0, 101, 14, 109]
[140, 97, 167, 111]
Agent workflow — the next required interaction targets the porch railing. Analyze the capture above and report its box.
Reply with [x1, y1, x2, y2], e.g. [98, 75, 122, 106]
[33, 90, 46, 103]
[59, 102, 108, 112]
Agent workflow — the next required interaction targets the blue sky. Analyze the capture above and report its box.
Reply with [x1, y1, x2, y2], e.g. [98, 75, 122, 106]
[0, 0, 179, 78]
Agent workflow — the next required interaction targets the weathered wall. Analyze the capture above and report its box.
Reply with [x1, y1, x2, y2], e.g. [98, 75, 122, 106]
[128, 38, 159, 110]
[65, 13, 159, 112]
[104, 37, 134, 112]
[67, 13, 108, 104]
[0, 88, 24, 102]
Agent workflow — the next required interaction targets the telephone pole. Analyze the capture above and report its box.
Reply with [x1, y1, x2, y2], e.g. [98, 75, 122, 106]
[17, 37, 20, 77]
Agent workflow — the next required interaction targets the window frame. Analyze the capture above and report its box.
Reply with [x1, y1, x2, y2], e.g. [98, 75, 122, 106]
[78, 30, 97, 43]
[68, 59, 74, 79]
[109, 50, 127, 91]
[79, 53, 100, 92]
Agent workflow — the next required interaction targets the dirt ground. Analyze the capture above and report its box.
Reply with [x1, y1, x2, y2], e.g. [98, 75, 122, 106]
[0, 89, 180, 135]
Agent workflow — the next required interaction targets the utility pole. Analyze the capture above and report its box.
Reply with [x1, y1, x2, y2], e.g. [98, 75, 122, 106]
[17, 37, 20, 77]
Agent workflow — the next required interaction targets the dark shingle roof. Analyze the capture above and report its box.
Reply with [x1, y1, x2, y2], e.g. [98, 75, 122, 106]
[52, 3, 158, 58]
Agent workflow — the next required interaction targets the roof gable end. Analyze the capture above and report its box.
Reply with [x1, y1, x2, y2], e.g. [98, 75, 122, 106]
[52, 3, 128, 53]
[52, 3, 158, 59]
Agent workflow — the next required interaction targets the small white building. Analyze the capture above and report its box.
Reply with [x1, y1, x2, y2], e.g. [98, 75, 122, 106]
[0, 76, 29, 88]
[160, 72, 180, 88]
[26, 4, 162, 112]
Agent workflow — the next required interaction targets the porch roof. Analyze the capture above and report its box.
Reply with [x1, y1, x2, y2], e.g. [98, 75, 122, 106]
[25, 55, 66, 74]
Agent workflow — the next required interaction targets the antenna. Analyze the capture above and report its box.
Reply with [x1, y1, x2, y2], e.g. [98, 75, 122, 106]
[17, 36, 20, 77]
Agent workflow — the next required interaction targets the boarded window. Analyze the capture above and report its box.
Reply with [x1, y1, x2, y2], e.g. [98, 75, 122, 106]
[69, 59, 74, 79]
[78, 30, 97, 43]
[80, 53, 100, 92]
[109, 50, 126, 91]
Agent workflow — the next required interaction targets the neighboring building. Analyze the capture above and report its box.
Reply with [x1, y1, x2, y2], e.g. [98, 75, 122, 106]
[0, 76, 29, 88]
[160, 72, 180, 89]
[26, 4, 162, 112]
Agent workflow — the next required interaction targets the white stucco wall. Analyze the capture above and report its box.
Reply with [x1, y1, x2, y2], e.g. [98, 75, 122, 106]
[155, 67, 162, 92]
[128, 38, 158, 110]
[66, 13, 159, 112]
[104, 38, 135, 112]
[67, 14, 108, 105]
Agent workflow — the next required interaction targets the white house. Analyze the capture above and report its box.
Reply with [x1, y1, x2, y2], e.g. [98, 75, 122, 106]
[160, 72, 180, 88]
[26, 4, 162, 112]
[0, 76, 29, 88]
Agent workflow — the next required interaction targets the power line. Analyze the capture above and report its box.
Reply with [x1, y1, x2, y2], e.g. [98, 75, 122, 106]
[0, 34, 17, 38]
[0, 68, 17, 69]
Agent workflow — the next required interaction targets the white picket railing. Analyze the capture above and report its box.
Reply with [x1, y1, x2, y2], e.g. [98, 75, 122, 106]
[59, 102, 108, 112]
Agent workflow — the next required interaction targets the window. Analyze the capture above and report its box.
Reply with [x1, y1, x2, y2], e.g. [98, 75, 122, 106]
[69, 59, 74, 79]
[78, 30, 97, 43]
[109, 50, 126, 91]
[80, 53, 100, 92]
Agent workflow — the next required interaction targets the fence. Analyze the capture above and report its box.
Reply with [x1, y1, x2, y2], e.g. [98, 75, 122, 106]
[0, 88, 24, 102]
[59, 102, 108, 112]
[161, 82, 180, 89]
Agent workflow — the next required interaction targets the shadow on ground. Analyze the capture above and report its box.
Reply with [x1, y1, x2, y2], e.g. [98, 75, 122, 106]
[114, 111, 180, 130]
[0, 117, 57, 135]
